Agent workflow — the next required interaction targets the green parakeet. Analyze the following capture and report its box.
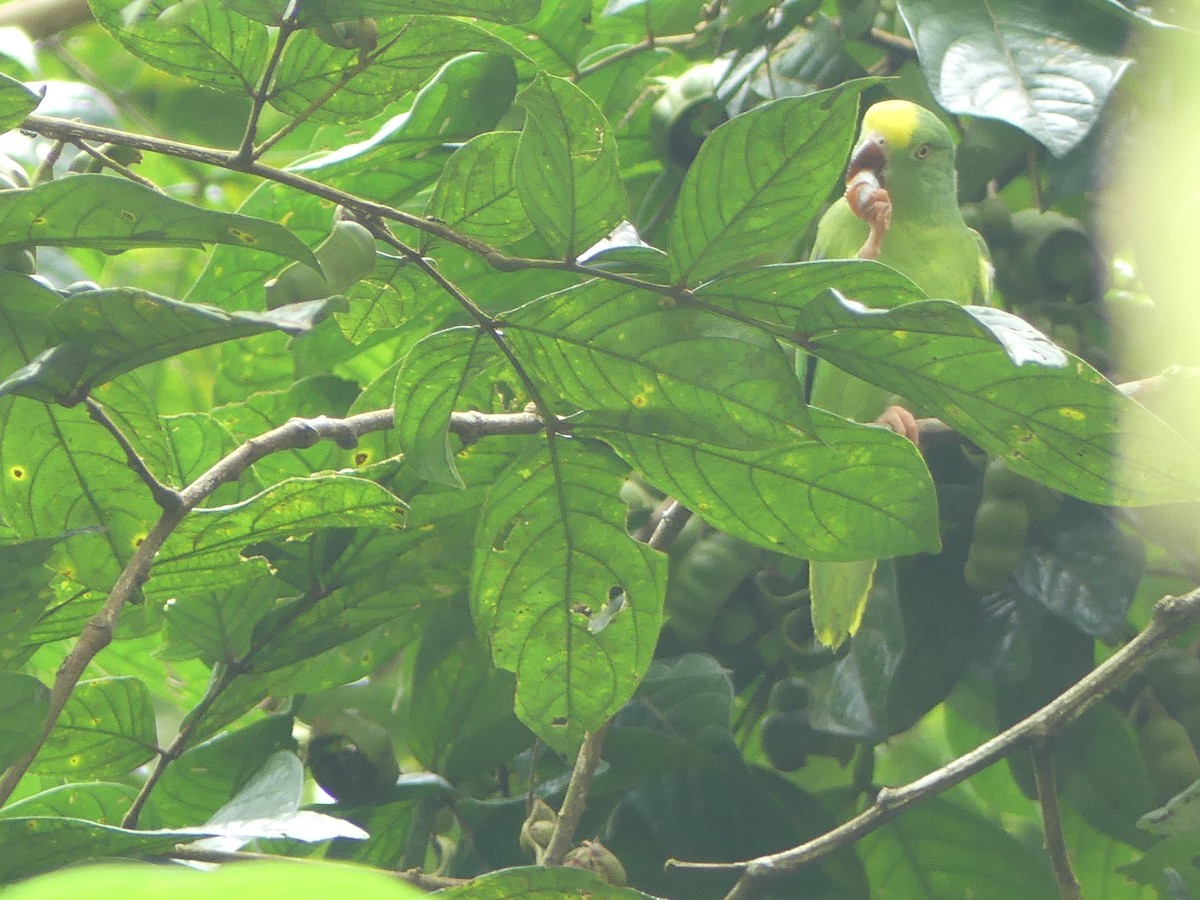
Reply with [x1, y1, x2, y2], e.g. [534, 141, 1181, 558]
[807, 99, 993, 649]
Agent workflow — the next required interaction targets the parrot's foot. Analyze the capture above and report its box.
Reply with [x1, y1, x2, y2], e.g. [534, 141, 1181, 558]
[845, 171, 892, 261]
[876, 405, 920, 445]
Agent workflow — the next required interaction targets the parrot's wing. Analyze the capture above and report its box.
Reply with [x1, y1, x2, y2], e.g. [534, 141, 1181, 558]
[971, 226, 995, 306]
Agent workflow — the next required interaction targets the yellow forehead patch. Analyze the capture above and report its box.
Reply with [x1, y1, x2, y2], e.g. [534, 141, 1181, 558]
[862, 100, 920, 150]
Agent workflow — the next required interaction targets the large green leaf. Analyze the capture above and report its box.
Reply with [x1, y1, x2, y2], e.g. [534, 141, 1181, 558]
[0, 271, 60, 379]
[0, 534, 67, 666]
[514, 73, 627, 259]
[271, 17, 525, 123]
[31, 677, 157, 778]
[424, 131, 531, 249]
[897, 0, 1132, 156]
[0, 72, 39, 132]
[471, 439, 667, 751]
[0, 783, 141, 827]
[796, 292, 1200, 505]
[90, 0, 268, 95]
[162, 574, 281, 666]
[0, 673, 49, 769]
[588, 409, 939, 561]
[299, 0, 542, 25]
[0, 175, 318, 263]
[477, 0, 595, 75]
[148, 475, 407, 602]
[504, 279, 811, 447]
[668, 81, 870, 285]
[0, 293, 339, 403]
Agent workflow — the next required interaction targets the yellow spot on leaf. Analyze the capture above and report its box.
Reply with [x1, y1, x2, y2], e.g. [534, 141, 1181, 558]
[229, 227, 258, 245]
[1058, 407, 1085, 421]
[9, 466, 24, 480]
[119, 210, 137, 221]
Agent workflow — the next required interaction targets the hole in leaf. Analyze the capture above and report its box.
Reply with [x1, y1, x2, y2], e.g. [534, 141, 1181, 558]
[588, 587, 626, 634]
[551, 717, 568, 727]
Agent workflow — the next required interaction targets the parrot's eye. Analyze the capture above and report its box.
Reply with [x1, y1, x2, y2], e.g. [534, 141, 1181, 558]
[914, 143, 931, 159]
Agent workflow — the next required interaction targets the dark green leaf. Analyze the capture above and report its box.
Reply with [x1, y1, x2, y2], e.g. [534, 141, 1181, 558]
[271, 18, 525, 123]
[588, 409, 939, 561]
[897, 0, 1132, 156]
[472, 439, 667, 751]
[0, 175, 318, 263]
[798, 293, 1200, 505]
[668, 82, 871, 285]
[0, 673, 48, 769]
[505, 279, 811, 446]
[395, 326, 496, 488]
[514, 73, 627, 259]
[91, 0, 268, 95]
[147, 717, 295, 828]
[32, 677, 156, 778]
[424, 132, 531, 248]
[0, 72, 39, 132]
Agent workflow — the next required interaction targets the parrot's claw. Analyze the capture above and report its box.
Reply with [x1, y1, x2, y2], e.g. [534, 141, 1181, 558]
[876, 405, 920, 445]
[845, 171, 892, 261]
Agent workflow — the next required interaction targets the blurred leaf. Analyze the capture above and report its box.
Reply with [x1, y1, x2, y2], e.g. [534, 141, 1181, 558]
[0, 673, 48, 769]
[798, 293, 1200, 505]
[858, 797, 1058, 895]
[897, 0, 1132, 156]
[514, 73, 627, 259]
[587, 410, 938, 561]
[0, 72, 39, 131]
[146, 716, 296, 828]
[0, 175, 318, 264]
[668, 81, 871, 285]
[32, 677, 156, 778]
[472, 439, 667, 751]
[440, 866, 658, 898]
[505, 278, 812, 447]
[299, 0, 543, 25]
[271, 18, 524, 123]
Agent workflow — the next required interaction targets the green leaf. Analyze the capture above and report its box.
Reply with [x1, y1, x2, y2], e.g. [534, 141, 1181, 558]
[162, 574, 280, 665]
[505, 279, 811, 446]
[477, 0, 594, 75]
[0, 783, 141, 826]
[395, 326, 497, 488]
[0, 534, 68, 666]
[424, 131, 531, 248]
[336, 257, 449, 345]
[31, 677, 157, 778]
[146, 716, 295, 828]
[0, 174, 318, 263]
[162, 412, 257, 506]
[799, 293, 1200, 505]
[271, 17, 525, 123]
[0, 72, 39, 131]
[514, 72, 627, 259]
[472, 439, 667, 751]
[0, 673, 49, 769]
[588, 409, 939, 561]
[440, 866, 658, 898]
[0, 292, 339, 402]
[668, 82, 871, 285]
[858, 798, 1058, 896]
[0, 271, 60, 378]
[90, 0, 268, 95]
[694, 259, 927, 329]
[2, 859, 427, 898]
[897, 0, 1132, 156]
[148, 475, 407, 602]
[300, 0, 542, 25]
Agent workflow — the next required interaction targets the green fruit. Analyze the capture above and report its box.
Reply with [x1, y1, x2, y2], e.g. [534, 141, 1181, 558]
[563, 840, 627, 886]
[1140, 714, 1200, 804]
[768, 677, 810, 713]
[519, 798, 558, 859]
[315, 17, 379, 51]
[316, 217, 377, 293]
[761, 711, 815, 772]
[712, 600, 757, 646]
[650, 62, 730, 169]
[1144, 648, 1200, 718]
[306, 708, 399, 806]
[982, 459, 1038, 501]
[62, 280, 102, 296]
[964, 495, 1030, 592]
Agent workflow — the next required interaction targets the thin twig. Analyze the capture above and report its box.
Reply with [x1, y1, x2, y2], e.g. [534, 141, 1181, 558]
[541, 723, 611, 865]
[68, 142, 159, 191]
[646, 499, 692, 552]
[574, 33, 695, 81]
[235, 1, 302, 164]
[661, 586, 1200, 900]
[0, 407, 544, 806]
[1031, 738, 1081, 900]
[85, 398, 182, 510]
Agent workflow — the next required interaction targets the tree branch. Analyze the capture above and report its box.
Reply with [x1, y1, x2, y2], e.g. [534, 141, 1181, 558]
[541, 723, 611, 865]
[1031, 738, 1081, 900]
[0, 407, 544, 806]
[0, 0, 91, 39]
[661, 586, 1200, 899]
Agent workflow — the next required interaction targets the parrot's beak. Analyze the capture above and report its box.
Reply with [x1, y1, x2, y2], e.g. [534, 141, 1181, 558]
[846, 133, 887, 186]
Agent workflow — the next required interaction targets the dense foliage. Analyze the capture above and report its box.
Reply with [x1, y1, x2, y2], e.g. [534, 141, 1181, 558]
[0, 0, 1198, 898]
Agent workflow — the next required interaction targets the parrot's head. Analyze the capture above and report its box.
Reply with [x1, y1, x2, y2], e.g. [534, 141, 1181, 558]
[846, 100, 959, 216]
